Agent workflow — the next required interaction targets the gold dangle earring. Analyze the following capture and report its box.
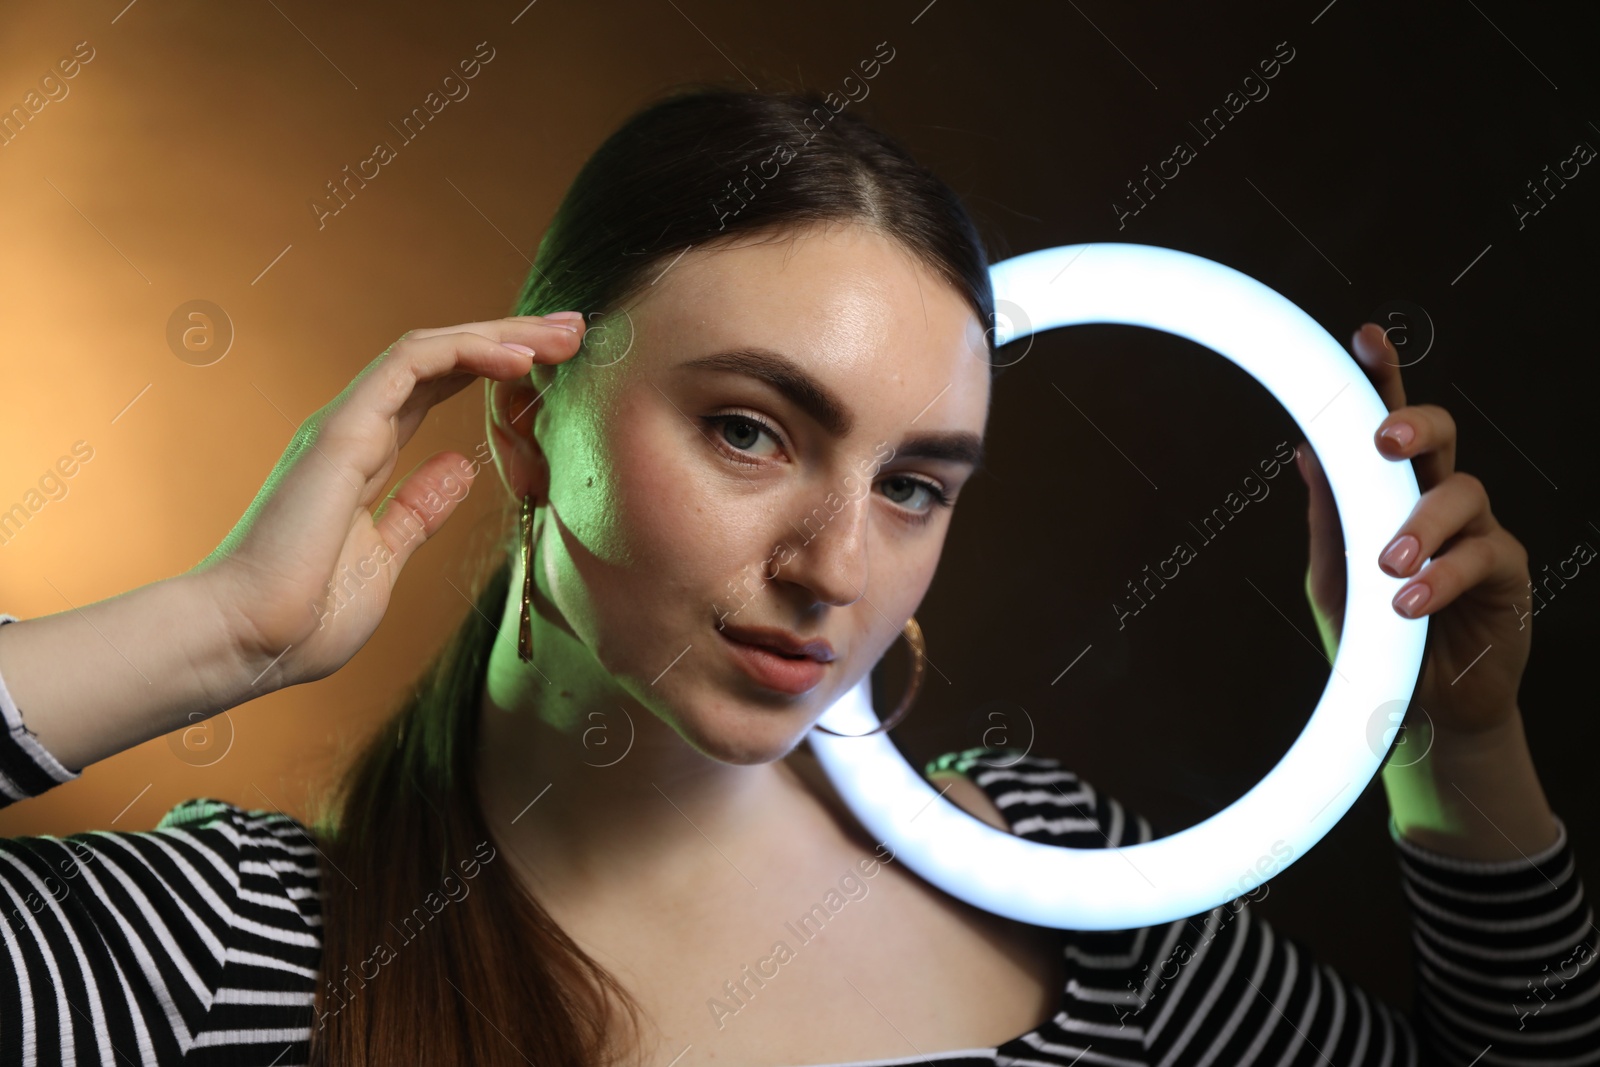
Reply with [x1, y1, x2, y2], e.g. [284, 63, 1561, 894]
[518, 493, 536, 663]
[812, 616, 926, 736]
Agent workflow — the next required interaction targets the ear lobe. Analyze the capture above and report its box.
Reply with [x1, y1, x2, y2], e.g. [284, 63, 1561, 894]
[484, 374, 552, 503]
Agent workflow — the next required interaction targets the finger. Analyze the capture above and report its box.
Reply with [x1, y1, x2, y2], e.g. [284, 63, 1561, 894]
[1377, 470, 1497, 580]
[1390, 528, 1522, 619]
[1375, 402, 1458, 492]
[370, 451, 479, 575]
[1351, 322, 1408, 413]
[406, 313, 586, 343]
[393, 324, 590, 434]
[1297, 443, 1346, 614]
[325, 329, 568, 477]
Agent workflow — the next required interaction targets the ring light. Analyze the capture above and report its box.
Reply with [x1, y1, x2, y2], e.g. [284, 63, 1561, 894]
[808, 242, 1428, 931]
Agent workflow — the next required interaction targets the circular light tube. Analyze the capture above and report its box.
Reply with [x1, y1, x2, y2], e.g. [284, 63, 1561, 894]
[809, 242, 1427, 930]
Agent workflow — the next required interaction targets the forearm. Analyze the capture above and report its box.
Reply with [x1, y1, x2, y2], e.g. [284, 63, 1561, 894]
[1380, 705, 1561, 861]
[0, 571, 268, 773]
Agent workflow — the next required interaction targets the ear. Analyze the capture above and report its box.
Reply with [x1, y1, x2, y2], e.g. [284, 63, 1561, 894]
[484, 361, 559, 505]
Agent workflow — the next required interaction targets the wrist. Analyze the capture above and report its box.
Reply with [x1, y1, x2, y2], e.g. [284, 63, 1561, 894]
[1380, 707, 1560, 860]
[178, 567, 295, 709]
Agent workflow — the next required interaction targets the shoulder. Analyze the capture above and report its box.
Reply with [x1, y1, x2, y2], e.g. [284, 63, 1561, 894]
[154, 795, 313, 839]
[150, 794, 323, 881]
[924, 745, 1153, 848]
[0, 795, 323, 968]
[142, 796, 325, 939]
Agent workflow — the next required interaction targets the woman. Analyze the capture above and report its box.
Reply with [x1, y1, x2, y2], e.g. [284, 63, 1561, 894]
[0, 86, 1594, 1067]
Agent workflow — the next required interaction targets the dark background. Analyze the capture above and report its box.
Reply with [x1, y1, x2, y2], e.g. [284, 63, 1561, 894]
[1, 0, 1595, 1016]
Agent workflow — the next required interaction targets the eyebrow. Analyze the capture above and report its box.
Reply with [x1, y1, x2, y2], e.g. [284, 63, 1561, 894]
[679, 347, 987, 471]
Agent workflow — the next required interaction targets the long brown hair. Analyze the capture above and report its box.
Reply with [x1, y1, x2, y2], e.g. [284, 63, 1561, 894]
[308, 80, 1004, 1067]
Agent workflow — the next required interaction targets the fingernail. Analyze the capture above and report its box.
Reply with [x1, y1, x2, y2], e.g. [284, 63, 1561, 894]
[544, 311, 585, 322]
[1379, 422, 1414, 451]
[503, 343, 536, 357]
[1380, 533, 1419, 575]
[1393, 583, 1430, 617]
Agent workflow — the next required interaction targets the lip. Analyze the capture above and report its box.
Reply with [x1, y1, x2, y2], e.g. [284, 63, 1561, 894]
[717, 623, 836, 663]
[716, 626, 831, 695]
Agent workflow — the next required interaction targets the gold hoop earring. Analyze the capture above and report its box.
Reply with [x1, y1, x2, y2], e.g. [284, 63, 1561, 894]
[812, 615, 925, 737]
[518, 493, 536, 663]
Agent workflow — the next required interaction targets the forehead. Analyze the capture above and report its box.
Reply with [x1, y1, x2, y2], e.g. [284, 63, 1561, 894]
[624, 221, 992, 434]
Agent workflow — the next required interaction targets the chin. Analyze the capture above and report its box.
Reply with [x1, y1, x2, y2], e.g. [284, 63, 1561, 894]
[670, 699, 814, 767]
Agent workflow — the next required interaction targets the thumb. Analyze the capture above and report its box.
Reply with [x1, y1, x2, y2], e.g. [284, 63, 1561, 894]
[370, 451, 478, 575]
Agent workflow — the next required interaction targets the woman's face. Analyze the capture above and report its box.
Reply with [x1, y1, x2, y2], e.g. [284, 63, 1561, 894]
[507, 220, 992, 765]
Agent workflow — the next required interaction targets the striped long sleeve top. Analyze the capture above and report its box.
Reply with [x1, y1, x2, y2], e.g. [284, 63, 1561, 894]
[1, 617, 1596, 1065]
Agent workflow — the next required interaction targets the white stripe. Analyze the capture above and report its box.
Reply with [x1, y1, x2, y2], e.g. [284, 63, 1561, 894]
[1416, 953, 1600, 1015]
[204, 820, 319, 858]
[42, 847, 197, 1051]
[1053, 1007, 1145, 1040]
[1375, 994, 1399, 1067]
[1346, 981, 1374, 1065]
[103, 937, 161, 1067]
[128, 834, 317, 948]
[223, 946, 319, 980]
[1412, 904, 1598, 962]
[241, 859, 321, 880]
[1411, 931, 1542, 992]
[1128, 924, 1187, 1004]
[993, 786, 1096, 809]
[1015, 1028, 1145, 1067]
[1010, 814, 1101, 837]
[1401, 876, 1587, 934]
[1399, 852, 1577, 906]
[1196, 908, 1280, 1067]
[1420, 998, 1600, 1066]
[191, 1026, 310, 1048]
[1065, 975, 1143, 1007]
[1066, 923, 1153, 970]
[1268, 959, 1322, 1067]
[89, 841, 225, 997]
[1152, 906, 1252, 1061]
[144, 827, 240, 894]
[1317, 962, 1349, 1058]
[1104, 796, 1126, 848]
[0, 855, 88, 1064]
[213, 987, 317, 1006]
[971, 767, 1082, 787]
[1421, 975, 1600, 1044]
[0, 864, 40, 1067]
[1214, 932, 1293, 1067]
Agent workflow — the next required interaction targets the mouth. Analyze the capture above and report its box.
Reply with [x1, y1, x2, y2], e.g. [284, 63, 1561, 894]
[715, 626, 832, 695]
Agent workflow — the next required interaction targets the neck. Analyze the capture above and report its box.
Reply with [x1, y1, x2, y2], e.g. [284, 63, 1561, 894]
[472, 554, 829, 906]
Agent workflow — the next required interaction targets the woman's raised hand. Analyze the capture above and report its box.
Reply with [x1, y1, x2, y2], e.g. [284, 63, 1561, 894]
[195, 313, 586, 688]
[1295, 322, 1533, 738]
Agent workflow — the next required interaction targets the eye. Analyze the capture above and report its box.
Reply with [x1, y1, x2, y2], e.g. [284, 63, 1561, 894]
[880, 475, 953, 525]
[704, 412, 783, 463]
[702, 412, 955, 525]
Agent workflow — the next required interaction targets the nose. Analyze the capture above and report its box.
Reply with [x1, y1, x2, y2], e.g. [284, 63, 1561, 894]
[774, 483, 871, 609]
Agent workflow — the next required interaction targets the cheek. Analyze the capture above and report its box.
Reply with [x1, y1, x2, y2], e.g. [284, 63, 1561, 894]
[542, 398, 760, 652]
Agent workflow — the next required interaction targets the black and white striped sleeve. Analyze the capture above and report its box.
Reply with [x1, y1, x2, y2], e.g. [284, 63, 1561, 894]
[1391, 813, 1598, 1064]
[0, 613, 324, 1067]
[0, 613, 84, 806]
[942, 747, 1600, 1066]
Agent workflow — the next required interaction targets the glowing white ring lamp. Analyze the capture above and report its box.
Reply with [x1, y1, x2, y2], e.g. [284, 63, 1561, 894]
[809, 242, 1428, 931]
